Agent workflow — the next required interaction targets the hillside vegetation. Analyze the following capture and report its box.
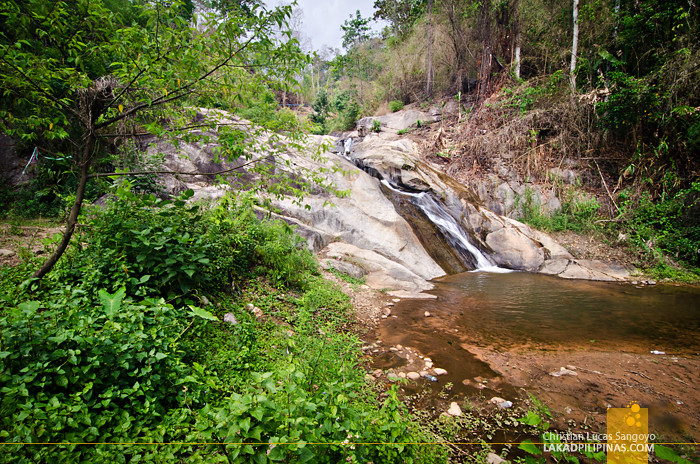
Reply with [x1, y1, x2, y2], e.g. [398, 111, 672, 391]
[303, 0, 699, 280]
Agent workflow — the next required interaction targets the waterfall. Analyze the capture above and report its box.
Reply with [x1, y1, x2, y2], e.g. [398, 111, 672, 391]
[341, 137, 507, 273]
[343, 137, 353, 156]
[381, 181, 509, 273]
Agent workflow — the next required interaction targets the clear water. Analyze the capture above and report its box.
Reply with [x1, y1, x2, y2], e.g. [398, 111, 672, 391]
[384, 272, 700, 353]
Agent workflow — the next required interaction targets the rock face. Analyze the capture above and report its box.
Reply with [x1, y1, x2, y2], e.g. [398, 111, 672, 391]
[356, 110, 437, 136]
[151, 109, 631, 291]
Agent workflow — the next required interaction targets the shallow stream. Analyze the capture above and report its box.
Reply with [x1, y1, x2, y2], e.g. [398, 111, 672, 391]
[374, 272, 700, 437]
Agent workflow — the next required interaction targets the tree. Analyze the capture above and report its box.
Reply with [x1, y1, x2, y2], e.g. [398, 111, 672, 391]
[341, 10, 373, 102]
[426, 0, 433, 97]
[570, 0, 579, 91]
[0, 0, 308, 279]
[373, 0, 422, 38]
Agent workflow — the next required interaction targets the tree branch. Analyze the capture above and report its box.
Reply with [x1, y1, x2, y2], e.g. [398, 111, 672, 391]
[0, 56, 85, 124]
[87, 157, 266, 179]
[99, 121, 249, 137]
[95, 24, 264, 130]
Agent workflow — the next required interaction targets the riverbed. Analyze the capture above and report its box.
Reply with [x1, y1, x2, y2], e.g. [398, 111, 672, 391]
[374, 272, 700, 443]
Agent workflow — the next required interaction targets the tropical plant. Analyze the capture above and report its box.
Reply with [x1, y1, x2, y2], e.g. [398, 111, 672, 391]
[0, 0, 309, 279]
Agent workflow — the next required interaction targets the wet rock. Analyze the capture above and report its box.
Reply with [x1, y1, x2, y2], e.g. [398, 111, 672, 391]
[425, 362, 433, 369]
[497, 401, 513, 409]
[396, 344, 404, 350]
[447, 402, 462, 416]
[398, 372, 407, 378]
[323, 242, 438, 296]
[424, 311, 431, 317]
[392, 298, 401, 303]
[223, 313, 238, 325]
[489, 397, 507, 404]
[434, 368, 448, 376]
[382, 308, 392, 316]
[373, 369, 383, 378]
[557, 259, 631, 281]
[407, 372, 421, 380]
[550, 367, 578, 377]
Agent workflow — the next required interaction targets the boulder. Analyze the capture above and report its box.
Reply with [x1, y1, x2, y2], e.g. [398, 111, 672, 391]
[485, 227, 545, 271]
[322, 242, 436, 297]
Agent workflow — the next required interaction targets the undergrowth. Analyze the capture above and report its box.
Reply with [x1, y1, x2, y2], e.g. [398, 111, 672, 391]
[0, 184, 444, 463]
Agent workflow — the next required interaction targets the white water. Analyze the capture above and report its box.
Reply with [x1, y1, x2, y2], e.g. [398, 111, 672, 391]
[381, 180, 510, 273]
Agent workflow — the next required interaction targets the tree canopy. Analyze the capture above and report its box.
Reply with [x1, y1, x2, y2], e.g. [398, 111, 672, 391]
[0, 0, 309, 278]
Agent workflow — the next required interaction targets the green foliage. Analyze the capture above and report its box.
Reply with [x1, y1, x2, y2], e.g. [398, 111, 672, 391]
[517, 187, 601, 233]
[341, 10, 371, 50]
[618, 183, 700, 268]
[56, 186, 211, 297]
[389, 100, 405, 112]
[0, 294, 206, 461]
[372, 119, 382, 132]
[311, 90, 362, 134]
[327, 267, 366, 286]
[0, 183, 439, 462]
[237, 89, 303, 133]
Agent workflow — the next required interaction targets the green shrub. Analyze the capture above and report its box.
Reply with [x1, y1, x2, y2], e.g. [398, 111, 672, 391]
[620, 183, 700, 268]
[517, 187, 600, 233]
[389, 100, 404, 112]
[0, 183, 446, 463]
[0, 294, 208, 462]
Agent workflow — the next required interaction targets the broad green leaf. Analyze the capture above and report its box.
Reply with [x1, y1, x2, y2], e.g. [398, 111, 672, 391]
[98, 287, 126, 318]
[655, 445, 693, 464]
[188, 305, 218, 321]
[519, 439, 542, 455]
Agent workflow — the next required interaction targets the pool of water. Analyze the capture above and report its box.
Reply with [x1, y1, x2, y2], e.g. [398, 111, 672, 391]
[382, 272, 700, 354]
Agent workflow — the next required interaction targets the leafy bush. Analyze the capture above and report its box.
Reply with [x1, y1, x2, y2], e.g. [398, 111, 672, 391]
[620, 183, 700, 268]
[389, 100, 404, 112]
[0, 293, 208, 462]
[517, 187, 601, 233]
[0, 184, 445, 463]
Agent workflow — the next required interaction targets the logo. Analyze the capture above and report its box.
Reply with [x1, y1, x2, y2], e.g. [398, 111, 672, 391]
[607, 402, 651, 463]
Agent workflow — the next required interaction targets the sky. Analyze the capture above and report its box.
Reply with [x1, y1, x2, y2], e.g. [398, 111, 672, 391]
[284, 0, 386, 52]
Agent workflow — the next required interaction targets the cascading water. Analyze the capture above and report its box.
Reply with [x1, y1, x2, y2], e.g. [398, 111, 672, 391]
[381, 181, 508, 273]
[341, 136, 507, 273]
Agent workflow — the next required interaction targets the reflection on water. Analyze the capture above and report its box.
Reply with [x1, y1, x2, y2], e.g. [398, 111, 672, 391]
[398, 272, 700, 353]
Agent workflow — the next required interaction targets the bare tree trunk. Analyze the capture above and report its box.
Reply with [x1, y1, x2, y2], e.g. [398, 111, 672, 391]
[426, 0, 433, 98]
[478, 0, 493, 100]
[33, 133, 95, 280]
[514, 31, 521, 79]
[570, 0, 580, 91]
